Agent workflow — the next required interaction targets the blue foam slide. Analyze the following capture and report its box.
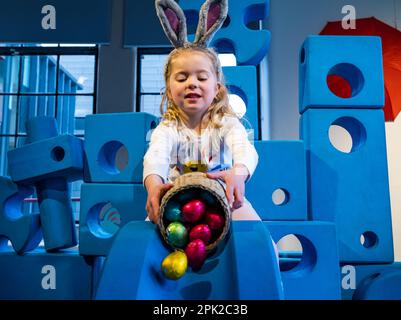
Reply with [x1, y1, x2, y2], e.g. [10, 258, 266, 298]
[95, 221, 283, 300]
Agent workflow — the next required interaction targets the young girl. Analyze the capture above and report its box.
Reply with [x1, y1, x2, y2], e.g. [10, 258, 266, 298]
[143, 45, 261, 224]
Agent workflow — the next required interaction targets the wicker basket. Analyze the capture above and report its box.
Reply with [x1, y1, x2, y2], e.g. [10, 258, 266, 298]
[159, 172, 231, 252]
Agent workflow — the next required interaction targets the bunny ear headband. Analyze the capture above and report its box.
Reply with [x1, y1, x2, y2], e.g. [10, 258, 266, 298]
[155, 0, 228, 48]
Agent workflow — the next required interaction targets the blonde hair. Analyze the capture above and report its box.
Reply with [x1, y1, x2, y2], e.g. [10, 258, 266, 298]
[160, 46, 237, 128]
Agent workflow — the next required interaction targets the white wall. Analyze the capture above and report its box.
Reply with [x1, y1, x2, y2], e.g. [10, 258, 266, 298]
[267, 0, 401, 260]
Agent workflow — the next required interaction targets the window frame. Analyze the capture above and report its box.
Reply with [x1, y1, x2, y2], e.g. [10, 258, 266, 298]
[0, 44, 99, 222]
[136, 47, 171, 114]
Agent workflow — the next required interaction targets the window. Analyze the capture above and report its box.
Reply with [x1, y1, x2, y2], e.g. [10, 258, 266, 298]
[0, 44, 98, 221]
[136, 48, 170, 117]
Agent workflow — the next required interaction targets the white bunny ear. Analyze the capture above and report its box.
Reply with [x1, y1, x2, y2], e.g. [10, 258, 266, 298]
[194, 0, 228, 47]
[155, 0, 188, 48]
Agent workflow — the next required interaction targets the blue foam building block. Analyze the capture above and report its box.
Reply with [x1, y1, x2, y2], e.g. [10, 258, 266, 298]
[300, 108, 393, 263]
[299, 36, 384, 114]
[84, 112, 158, 183]
[180, 0, 270, 65]
[266, 221, 342, 300]
[341, 263, 401, 300]
[7, 116, 80, 251]
[79, 183, 148, 256]
[247, 141, 307, 220]
[0, 176, 42, 254]
[94, 221, 283, 300]
[7, 134, 84, 184]
[0, 248, 101, 300]
[223, 66, 259, 139]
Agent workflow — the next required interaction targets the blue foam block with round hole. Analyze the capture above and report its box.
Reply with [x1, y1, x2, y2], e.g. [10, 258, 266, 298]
[246, 141, 307, 220]
[79, 183, 147, 256]
[0, 248, 100, 300]
[7, 134, 84, 184]
[0, 176, 42, 254]
[341, 262, 401, 300]
[266, 221, 342, 300]
[7, 116, 80, 251]
[180, 0, 270, 65]
[223, 66, 259, 140]
[299, 36, 384, 114]
[300, 108, 393, 263]
[84, 112, 158, 183]
[94, 221, 283, 300]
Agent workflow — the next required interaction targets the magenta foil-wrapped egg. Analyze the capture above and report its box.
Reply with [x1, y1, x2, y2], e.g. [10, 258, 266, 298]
[205, 211, 225, 230]
[182, 199, 206, 223]
[189, 224, 211, 244]
[185, 239, 207, 270]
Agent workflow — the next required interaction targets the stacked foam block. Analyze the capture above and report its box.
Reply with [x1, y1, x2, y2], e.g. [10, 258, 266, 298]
[0, 117, 98, 299]
[298, 36, 400, 300]
[79, 112, 157, 256]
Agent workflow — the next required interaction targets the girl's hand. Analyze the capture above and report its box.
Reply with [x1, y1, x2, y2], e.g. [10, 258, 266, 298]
[206, 164, 249, 210]
[145, 175, 173, 224]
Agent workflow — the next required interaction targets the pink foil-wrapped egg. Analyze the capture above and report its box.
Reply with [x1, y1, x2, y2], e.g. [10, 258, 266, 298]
[205, 211, 225, 230]
[182, 199, 206, 223]
[189, 224, 211, 244]
[185, 239, 207, 270]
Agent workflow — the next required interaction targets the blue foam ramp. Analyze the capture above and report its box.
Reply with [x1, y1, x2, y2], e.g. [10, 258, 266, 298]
[247, 141, 307, 220]
[84, 112, 158, 183]
[79, 183, 147, 256]
[0, 248, 100, 299]
[266, 221, 342, 300]
[300, 108, 393, 263]
[180, 0, 270, 65]
[94, 221, 283, 300]
[0, 176, 42, 254]
[299, 36, 384, 113]
[341, 263, 401, 300]
[223, 66, 259, 139]
[7, 134, 84, 184]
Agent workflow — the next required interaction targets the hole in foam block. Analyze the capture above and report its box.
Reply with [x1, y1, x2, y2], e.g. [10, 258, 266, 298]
[51, 146, 65, 162]
[327, 63, 364, 98]
[228, 94, 246, 119]
[328, 117, 367, 154]
[272, 188, 290, 206]
[277, 234, 317, 274]
[360, 231, 378, 249]
[87, 202, 121, 238]
[4, 188, 33, 221]
[97, 141, 129, 175]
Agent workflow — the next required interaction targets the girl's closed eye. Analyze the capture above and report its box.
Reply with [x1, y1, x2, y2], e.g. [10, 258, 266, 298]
[176, 74, 187, 82]
[198, 72, 209, 81]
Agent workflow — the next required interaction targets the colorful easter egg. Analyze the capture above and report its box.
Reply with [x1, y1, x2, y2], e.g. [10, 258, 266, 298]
[182, 199, 206, 223]
[161, 251, 188, 280]
[189, 224, 211, 244]
[205, 210, 225, 230]
[164, 201, 182, 222]
[185, 239, 207, 270]
[166, 222, 188, 248]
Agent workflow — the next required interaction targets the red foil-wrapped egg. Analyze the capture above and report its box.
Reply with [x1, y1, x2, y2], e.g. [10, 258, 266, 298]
[185, 239, 207, 270]
[205, 211, 225, 230]
[182, 199, 206, 223]
[189, 224, 211, 244]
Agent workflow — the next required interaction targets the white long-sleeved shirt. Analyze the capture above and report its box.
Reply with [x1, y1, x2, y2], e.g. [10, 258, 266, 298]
[143, 115, 258, 184]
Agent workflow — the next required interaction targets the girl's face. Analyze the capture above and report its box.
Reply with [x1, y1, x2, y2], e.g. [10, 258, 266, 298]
[167, 51, 220, 120]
